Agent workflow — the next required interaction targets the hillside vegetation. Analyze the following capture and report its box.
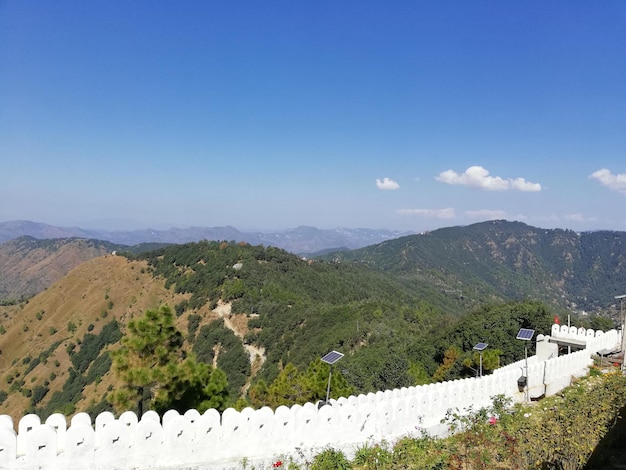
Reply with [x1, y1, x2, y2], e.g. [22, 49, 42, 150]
[0, 236, 170, 301]
[0, 237, 119, 301]
[328, 220, 626, 314]
[0, 254, 191, 419]
[0, 220, 622, 422]
[304, 370, 626, 470]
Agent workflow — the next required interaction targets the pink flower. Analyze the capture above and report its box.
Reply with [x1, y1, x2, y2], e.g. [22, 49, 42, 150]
[488, 416, 497, 425]
[273, 461, 283, 468]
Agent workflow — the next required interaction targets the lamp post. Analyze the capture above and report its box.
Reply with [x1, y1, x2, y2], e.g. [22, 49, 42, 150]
[616, 294, 626, 373]
[320, 350, 344, 406]
[473, 342, 488, 377]
[517, 328, 535, 402]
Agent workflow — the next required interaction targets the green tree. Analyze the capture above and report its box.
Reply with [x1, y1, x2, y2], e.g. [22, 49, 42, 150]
[110, 305, 228, 416]
[432, 346, 461, 382]
[153, 357, 229, 414]
[408, 361, 431, 385]
[250, 360, 353, 409]
[247, 379, 269, 408]
[589, 315, 616, 332]
[266, 363, 311, 407]
[461, 348, 503, 377]
[302, 358, 354, 402]
[111, 305, 184, 416]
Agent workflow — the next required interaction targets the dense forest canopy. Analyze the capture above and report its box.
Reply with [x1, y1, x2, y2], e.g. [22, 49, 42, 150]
[326, 220, 626, 314]
[132, 239, 561, 399]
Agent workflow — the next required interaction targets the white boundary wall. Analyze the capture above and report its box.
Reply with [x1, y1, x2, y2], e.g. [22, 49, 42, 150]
[0, 325, 620, 470]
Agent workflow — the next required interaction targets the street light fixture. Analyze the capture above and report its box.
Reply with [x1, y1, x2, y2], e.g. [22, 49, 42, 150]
[320, 350, 344, 406]
[516, 328, 535, 402]
[473, 342, 488, 377]
[615, 294, 626, 373]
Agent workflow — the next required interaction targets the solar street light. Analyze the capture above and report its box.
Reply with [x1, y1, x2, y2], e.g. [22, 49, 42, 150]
[473, 342, 488, 377]
[321, 350, 344, 405]
[516, 328, 535, 402]
[516, 328, 535, 341]
[615, 295, 626, 373]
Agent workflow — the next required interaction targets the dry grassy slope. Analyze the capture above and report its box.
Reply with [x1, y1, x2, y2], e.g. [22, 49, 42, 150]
[0, 238, 114, 300]
[0, 254, 216, 421]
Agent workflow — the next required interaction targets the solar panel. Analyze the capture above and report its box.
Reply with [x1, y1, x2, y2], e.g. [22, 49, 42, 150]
[516, 328, 535, 341]
[321, 350, 344, 365]
[473, 342, 488, 351]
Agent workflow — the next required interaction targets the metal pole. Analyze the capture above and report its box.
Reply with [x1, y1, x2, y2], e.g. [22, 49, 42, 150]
[568, 315, 571, 355]
[479, 352, 483, 378]
[525, 345, 529, 402]
[615, 295, 626, 374]
[621, 298, 626, 374]
[325, 369, 332, 403]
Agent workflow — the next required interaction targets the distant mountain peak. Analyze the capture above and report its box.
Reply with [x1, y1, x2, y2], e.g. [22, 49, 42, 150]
[0, 220, 414, 255]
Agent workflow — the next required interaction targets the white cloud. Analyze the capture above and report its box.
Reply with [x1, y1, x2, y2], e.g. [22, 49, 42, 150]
[589, 168, 626, 194]
[435, 166, 541, 192]
[397, 208, 456, 219]
[376, 177, 400, 190]
[509, 177, 542, 192]
[465, 209, 507, 220]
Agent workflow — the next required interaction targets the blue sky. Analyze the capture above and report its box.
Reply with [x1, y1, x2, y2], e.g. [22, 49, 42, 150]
[1, 1, 626, 232]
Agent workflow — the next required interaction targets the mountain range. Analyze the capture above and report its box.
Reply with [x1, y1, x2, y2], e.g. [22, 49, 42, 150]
[0, 220, 413, 255]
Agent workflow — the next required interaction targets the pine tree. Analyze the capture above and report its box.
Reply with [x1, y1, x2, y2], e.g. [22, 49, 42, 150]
[267, 363, 312, 407]
[111, 305, 183, 415]
[302, 358, 354, 402]
[153, 357, 229, 414]
[110, 305, 228, 415]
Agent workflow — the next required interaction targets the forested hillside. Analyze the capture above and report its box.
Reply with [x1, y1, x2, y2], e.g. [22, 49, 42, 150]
[327, 220, 626, 314]
[0, 220, 621, 421]
[134, 241, 557, 398]
[136, 241, 455, 391]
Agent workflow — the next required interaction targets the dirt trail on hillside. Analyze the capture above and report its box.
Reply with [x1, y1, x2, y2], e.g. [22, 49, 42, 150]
[213, 301, 266, 394]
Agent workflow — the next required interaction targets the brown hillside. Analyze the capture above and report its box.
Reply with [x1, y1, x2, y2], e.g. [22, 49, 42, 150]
[0, 254, 197, 421]
[0, 237, 115, 300]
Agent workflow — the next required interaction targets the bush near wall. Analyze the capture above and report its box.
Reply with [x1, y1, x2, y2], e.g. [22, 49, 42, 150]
[311, 369, 626, 470]
[514, 369, 626, 470]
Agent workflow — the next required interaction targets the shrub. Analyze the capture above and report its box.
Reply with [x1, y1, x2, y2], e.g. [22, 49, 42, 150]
[310, 448, 351, 470]
[30, 385, 49, 406]
[175, 300, 188, 317]
[85, 352, 112, 385]
[187, 314, 202, 342]
[353, 444, 393, 469]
